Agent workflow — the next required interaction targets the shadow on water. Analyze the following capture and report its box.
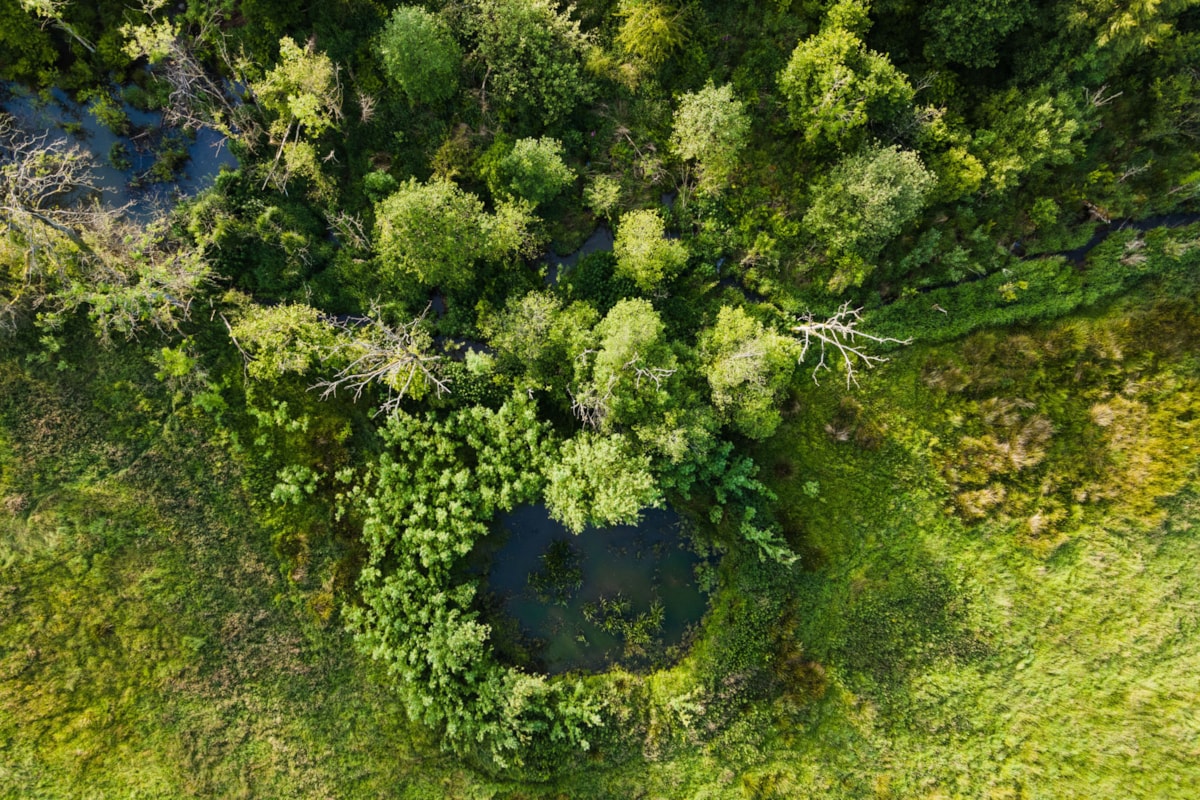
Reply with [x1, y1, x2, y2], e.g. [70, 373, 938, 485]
[478, 505, 711, 675]
[2, 83, 237, 218]
[543, 226, 613, 286]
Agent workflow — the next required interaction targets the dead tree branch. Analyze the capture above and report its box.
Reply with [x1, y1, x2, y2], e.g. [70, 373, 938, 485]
[623, 351, 677, 391]
[313, 305, 448, 416]
[790, 303, 911, 388]
[123, 1, 260, 147]
[568, 375, 617, 429]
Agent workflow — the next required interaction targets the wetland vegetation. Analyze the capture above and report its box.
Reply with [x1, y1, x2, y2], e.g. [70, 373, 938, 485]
[1, 0, 1199, 796]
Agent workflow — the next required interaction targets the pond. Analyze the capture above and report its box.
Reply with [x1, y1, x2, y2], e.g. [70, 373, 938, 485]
[480, 505, 711, 675]
[2, 83, 237, 218]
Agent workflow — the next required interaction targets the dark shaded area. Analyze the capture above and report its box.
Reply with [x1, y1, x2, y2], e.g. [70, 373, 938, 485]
[480, 505, 709, 674]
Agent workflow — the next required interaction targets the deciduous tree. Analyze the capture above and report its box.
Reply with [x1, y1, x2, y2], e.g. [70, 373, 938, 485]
[473, 0, 593, 128]
[376, 6, 461, 107]
[544, 431, 661, 533]
[804, 144, 936, 292]
[570, 297, 678, 429]
[699, 306, 797, 439]
[487, 137, 574, 206]
[670, 82, 751, 195]
[778, 26, 913, 151]
[374, 178, 535, 292]
[252, 36, 343, 192]
[613, 209, 688, 291]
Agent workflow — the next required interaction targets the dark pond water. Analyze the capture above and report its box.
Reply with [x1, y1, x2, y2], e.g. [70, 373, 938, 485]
[2, 84, 237, 218]
[481, 504, 710, 674]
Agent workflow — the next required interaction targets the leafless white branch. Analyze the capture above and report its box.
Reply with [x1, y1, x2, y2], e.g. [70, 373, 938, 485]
[623, 351, 677, 390]
[312, 304, 448, 416]
[790, 302, 911, 388]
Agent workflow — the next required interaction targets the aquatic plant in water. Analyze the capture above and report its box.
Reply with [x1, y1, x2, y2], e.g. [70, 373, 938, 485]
[527, 538, 583, 605]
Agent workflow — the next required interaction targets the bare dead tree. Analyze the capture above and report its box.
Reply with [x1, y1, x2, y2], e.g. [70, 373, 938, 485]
[1085, 84, 1123, 108]
[356, 89, 378, 124]
[122, 1, 261, 148]
[1, 114, 208, 339]
[1117, 161, 1152, 183]
[614, 126, 664, 184]
[568, 376, 617, 429]
[623, 352, 677, 391]
[0, 114, 117, 261]
[313, 305, 448, 416]
[790, 303, 911, 388]
[326, 210, 371, 251]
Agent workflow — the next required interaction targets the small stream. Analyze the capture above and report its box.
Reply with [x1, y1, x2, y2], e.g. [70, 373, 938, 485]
[1049, 212, 1200, 263]
[481, 505, 710, 675]
[543, 225, 614, 286]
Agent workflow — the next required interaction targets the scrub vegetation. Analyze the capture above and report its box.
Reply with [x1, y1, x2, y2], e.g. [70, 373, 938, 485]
[1, 0, 1199, 796]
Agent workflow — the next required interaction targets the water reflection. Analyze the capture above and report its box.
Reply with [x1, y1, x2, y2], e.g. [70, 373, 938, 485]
[481, 505, 711, 674]
[2, 83, 237, 218]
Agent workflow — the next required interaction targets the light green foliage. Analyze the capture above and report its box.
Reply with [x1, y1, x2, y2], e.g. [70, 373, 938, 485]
[376, 5, 461, 107]
[804, 144, 936, 292]
[251, 36, 342, 196]
[699, 306, 796, 440]
[9, 0, 1200, 793]
[254, 36, 342, 139]
[583, 174, 622, 221]
[614, 0, 688, 67]
[229, 303, 338, 381]
[348, 394, 603, 768]
[488, 137, 575, 206]
[975, 87, 1089, 193]
[481, 291, 598, 382]
[613, 208, 689, 291]
[573, 298, 679, 429]
[545, 431, 662, 533]
[778, 26, 913, 150]
[1066, 0, 1193, 75]
[374, 178, 533, 291]
[670, 83, 751, 194]
[823, 0, 870, 33]
[361, 169, 398, 203]
[916, 108, 987, 203]
[473, 0, 593, 128]
[84, 89, 130, 135]
[279, 139, 335, 201]
[483, 198, 541, 262]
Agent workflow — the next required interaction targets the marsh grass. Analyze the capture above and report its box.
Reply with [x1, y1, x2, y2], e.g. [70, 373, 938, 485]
[0, 339, 484, 799]
[3, 278, 1200, 797]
